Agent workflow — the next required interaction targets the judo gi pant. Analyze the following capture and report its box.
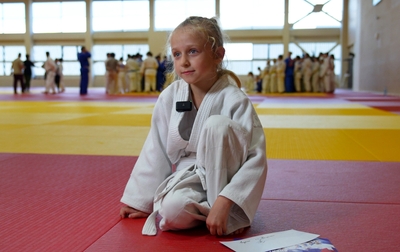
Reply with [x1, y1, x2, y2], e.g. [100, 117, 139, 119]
[80, 69, 89, 95]
[144, 73, 156, 92]
[45, 71, 56, 93]
[142, 115, 249, 235]
[128, 71, 140, 92]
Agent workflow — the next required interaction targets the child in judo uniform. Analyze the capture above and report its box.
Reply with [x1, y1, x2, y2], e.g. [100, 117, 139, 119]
[120, 16, 268, 236]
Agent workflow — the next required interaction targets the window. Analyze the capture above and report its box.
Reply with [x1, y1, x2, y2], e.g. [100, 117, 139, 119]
[220, 0, 284, 30]
[92, 1, 149, 32]
[289, 0, 342, 29]
[0, 46, 26, 76]
[92, 44, 149, 75]
[224, 43, 284, 75]
[0, 3, 26, 34]
[154, 0, 215, 31]
[32, 1, 86, 33]
[32, 45, 81, 76]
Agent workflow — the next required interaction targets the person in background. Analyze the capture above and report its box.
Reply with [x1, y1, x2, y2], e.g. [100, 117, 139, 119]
[54, 58, 61, 92]
[77, 46, 91, 95]
[23, 54, 35, 93]
[302, 53, 313, 92]
[319, 52, 330, 93]
[261, 59, 271, 93]
[327, 54, 336, 93]
[311, 56, 320, 92]
[126, 54, 140, 92]
[43, 51, 57, 94]
[276, 55, 286, 93]
[269, 58, 277, 93]
[284, 51, 295, 92]
[244, 71, 256, 93]
[57, 58, 65, 93]
[117, 57, 127, 94]
[256, 67, 262, 93]
[11, 53, 25, 94]
[140, 51, 158, 92]
[105, 53, 119, 94]
[294, 55, 302, 92]
[155, 54, 167, 92]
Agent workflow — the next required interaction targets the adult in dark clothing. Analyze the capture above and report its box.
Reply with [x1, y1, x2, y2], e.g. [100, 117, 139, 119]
[77, 46, 91, 95]
[24, 54, 35, 93]
[155, 55, 167, 92]
[284, 51, 295, 92]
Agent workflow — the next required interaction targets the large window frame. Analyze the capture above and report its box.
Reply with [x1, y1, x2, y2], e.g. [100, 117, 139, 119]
[92, 0, 150, 32]
[224, 43, 284, 75]
[220, 0, 284, 30]
[0, 2, 26, 34]
[32, 1, 86, 33]
[154, 0, 215, 31]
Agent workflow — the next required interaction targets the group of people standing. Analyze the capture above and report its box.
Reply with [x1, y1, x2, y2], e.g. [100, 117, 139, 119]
[11, 51, 73, 95]
[11, 53, 36, 94]
[104, 51, 169, 95]
[248, 51, 336, 94]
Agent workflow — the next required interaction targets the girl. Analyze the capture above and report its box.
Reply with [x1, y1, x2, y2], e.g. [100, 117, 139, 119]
[120, 16, 268, 237]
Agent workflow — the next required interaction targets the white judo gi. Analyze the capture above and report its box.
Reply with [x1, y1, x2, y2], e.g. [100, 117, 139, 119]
[44, 57, 57, 94]
[276, 60, 286, 93]
[121, 74, 268, 236]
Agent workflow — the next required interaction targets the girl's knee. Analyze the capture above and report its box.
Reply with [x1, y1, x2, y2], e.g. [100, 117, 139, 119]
[160, 192, 186, 222]
[159, 191, 206, 231]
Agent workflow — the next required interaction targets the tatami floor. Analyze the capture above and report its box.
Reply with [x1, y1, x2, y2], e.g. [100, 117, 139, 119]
[1, 86, 399, 251]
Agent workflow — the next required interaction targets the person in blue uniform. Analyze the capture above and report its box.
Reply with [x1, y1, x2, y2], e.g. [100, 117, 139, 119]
[284, 51, 295, 92]
[77, 46, 91, 95]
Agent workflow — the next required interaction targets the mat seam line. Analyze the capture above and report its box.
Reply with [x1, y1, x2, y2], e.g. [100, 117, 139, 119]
[261, 198, 400, 206]
[82, 218, 123, 251]
[339, 129, 382, 162]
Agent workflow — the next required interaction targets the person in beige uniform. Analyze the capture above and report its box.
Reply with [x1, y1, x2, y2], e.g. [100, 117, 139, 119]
[105, 53, 119, 94]
[11, 53, 25, 94]
[269, 58, 277, 93]
[261, 59, 271, 93]
[294, 55, 302, 92]
[302, 53, 313, 92]
[140, 51, 159, 92]
[276, 55, 286, 93]
[311, 56, 320, 92]
[126, 54, 141, 92]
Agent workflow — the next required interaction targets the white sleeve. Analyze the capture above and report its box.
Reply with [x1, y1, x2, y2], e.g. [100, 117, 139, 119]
[121, 94, 173, 213]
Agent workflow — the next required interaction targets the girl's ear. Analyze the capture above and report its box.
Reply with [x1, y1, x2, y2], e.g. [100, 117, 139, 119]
[215, 46, 225, 62]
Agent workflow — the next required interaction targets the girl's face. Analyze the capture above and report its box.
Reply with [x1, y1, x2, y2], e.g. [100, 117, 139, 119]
[171, 27, 224, 89]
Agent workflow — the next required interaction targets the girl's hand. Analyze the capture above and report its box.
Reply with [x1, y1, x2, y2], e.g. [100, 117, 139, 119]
[120, 205, 150, 219]
[206, 196, 234, 236]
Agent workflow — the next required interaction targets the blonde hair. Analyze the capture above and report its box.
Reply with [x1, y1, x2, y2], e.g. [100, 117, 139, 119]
[165, 16, 241, 88]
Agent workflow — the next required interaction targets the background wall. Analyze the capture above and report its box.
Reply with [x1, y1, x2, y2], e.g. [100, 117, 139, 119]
[352, 0, 400, 95]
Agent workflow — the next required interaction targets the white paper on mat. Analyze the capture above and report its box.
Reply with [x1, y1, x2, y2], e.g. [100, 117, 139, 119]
[220, 229, 319, 252]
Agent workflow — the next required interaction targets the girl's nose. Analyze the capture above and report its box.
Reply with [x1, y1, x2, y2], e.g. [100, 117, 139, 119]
[180, 55, 190, 67]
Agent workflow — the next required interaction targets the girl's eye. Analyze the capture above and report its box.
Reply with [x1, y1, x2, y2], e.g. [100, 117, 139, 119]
[173, 52, 181, 58]
[189, 49, 197, 54]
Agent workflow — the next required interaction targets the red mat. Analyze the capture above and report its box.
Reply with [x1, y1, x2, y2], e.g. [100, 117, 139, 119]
[85, 200, 400, 251]
[2, 154, 400, 251]
[0, 153, 135, 251]
[263, 159, 400, 204]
